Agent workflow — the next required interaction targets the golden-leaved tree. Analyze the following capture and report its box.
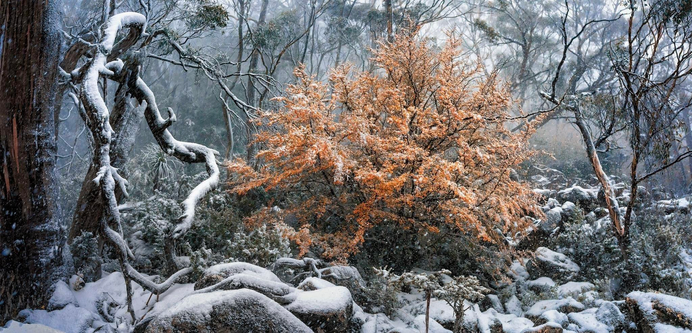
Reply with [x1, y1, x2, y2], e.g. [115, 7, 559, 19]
[228, 31, 541, 265]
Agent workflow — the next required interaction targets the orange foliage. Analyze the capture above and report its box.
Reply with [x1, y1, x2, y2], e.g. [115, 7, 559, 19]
[228, 31, 542, 261]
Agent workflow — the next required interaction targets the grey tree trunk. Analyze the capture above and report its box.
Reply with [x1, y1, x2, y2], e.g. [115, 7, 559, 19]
[0, 0, 63, 323]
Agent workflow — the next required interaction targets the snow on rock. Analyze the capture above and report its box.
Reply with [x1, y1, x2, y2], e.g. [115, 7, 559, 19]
[557, 186, 598, 208]
[195, 272, 295, 299]
[561, 201, 576, 215]
[402, 297, 463, 327]
[527, 277, 556, 293]
[534, 188, 556, 198]
[1, 321, 63, 333]
[204, 262, 281, 282]
[144, 289, 312, 332]
[505, 295, 523, 316]
[478, 308, 534, 333]
[17, 304, 96, 333]
[510, 260, 530, 281]
[297, 277, 337, 291]
[195, 262, 282, 290]
[356, 311, 401, 333]
[656, 197, 690, 214]
[481, 294, 505, 313]
[526, 297, 585, 321]
[319, 265, 366, 287]
[527, 247, 580, 282]
[653, 323, 692, 333]
[595, 301, 625, 330]
[537, 309, 569, 327]
[626, 291, 692, 331]
[285, 286, 354, 332]
[540, 207, 563, 233]
[47, 280, 77, 310]
[556, 282, 595, 299]
[521, 321, 565, 333]
[568, 308, 610, 333]
[413, 315, 452, 333]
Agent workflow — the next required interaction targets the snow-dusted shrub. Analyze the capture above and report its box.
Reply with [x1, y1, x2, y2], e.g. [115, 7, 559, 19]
[70, 231, 102, 282]
[552, 207, 691, 298]
[123, 195, 181, 273]
[433, 275, 490, 333]
[360, 267, 404, 316]
[224, 224, 291, 267]
[372, 268, 489, 332]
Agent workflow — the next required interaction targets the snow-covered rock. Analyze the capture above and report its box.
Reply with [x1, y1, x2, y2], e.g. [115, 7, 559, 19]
[557, 186, 598, 209]
[625, 291, 692, 332]
[568, 308, 609, 333]
[505, 295, 523, 316]
[480, 294, 505, 313]
[527, 277, 556, 293]
[194, 262, 282, 290]
[144, 289, 312, 332]
[1, 321, 63, 333]
[537, 310, 569, 327]
[413, 315, 451, 333]
[556, 282, 595, 299]
[510, 260, 530, 281]
[521, 321, 565, 332]
[540, 208, 563, 233]
[595, 301, 625, 330]
[319, 265, 366, 287]
[285, 286, 353, 332]
[47, 280, 77, 311]
[526, 298, 585, 321]
[297, 277, 336, 291]
[527, 248, 580, 282]
[17, 304, 97, 333]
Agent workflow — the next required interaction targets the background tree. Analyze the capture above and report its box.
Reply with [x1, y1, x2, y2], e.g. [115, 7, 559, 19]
[0, 0, 63, 322]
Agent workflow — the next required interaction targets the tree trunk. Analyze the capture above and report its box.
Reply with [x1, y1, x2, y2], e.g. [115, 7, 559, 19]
[385, 0, 394, 42]
[246, 0, 269, 162]
[0, 0, 62, 323]
[69, 63, 144, 281]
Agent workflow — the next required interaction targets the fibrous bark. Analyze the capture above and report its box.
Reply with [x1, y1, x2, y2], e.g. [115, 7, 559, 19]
[0, 0, 63, 323]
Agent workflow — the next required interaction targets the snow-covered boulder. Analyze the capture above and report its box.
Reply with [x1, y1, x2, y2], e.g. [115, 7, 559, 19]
[525, 298, 585, 322]
[556, 282, 595, 299]
[625, 291, 692, 332]
[537, 310, 569, 327]
[527, 248, 580, 282]
[194, 262, 282, 290]
[2, 321, 63, 333]
[285, 286, 353, 332]
[480, 294, 505, 313]
[47, 280, 77, 311]
[540, 208, 563, 233]
[478, 308, 534, 333]
[297, 277, 336, 291]
[509, 260, 530, 281]
[527, 277, 556, 293]
[557, 186, 598, 209]
[144, 289, 312, 333]
[521, 321, 564, 333]
[319, 265, 366, 288]
[556, 282, 598, 305]
[567, 308, 610, 333]
[561, 201, 576, 216]
[595, 301, 625, 330]
[413, 315, 452, 333]
[17, 304, 97, 333]
[505, 295, 523, 317]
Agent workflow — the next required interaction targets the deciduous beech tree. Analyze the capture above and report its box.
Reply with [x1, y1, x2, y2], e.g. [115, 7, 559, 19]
[228, 31, 542, 263]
